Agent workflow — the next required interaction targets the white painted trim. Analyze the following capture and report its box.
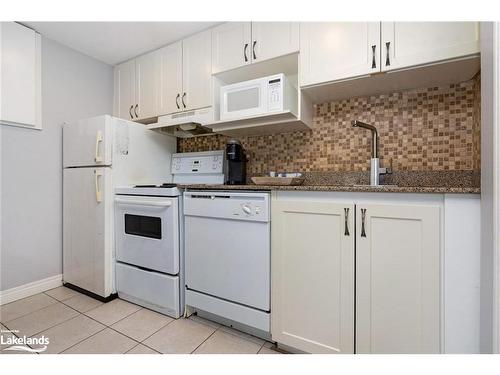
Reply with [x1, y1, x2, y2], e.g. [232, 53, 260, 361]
[0, 274, 63, 305]
[493, 22, 500, 354]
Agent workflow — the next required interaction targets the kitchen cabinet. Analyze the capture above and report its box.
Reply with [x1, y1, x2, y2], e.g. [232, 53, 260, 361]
[212, 22, 251, 74]
[158, 29, 212, 115]
[159, 41, 183, 115]
[114, 51, 159, 121]
[300, 22, 380, 87]
[381, 22, 480, 72]
[250, 22, 299, 64]
[300, 21, 480, 90]
[271, 200, 355, 354]
[182, 29, 212, 111]
[356, 203, 441, 354]
[271, 193, 442, 354]
[0, 22, 41, 129]
[212, 22, 299, 74]
[135, 51, 160, 120]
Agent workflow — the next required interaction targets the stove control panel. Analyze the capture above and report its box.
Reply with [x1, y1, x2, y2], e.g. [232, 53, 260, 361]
[172, 150, 226, 185]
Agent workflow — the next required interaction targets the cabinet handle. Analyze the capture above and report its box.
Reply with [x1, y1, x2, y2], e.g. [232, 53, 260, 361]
[371, 45, 376, 69]
[182, 93, 187, 108]
[385, 42, 391, 66]
[344, 208, 350, 236]
[129, 105, 133, 119]
[361, 208, 367, 237]
[134, 104, 138, 118]
[244, 43, 248, 62]
[176, 93, 180, 109]
[252, 40, 257, 60]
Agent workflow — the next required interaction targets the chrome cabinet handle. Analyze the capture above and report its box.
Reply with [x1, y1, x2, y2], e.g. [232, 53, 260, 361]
[129, 105, 133, 119]
[344, 208, 350, 236]
[361, 208, 367, 237]
[371, 45, 376, 69]
[252, 40, 257, 60]
[244, 43, 248, 62]
[385, 42, 391, 66]
[182, 93, 186, 108]
[134, 104, 138, 118]
[176, 93, 180, 109]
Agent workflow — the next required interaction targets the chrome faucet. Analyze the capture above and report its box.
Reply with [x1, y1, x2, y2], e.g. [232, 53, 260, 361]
[351, 120, 392, 186]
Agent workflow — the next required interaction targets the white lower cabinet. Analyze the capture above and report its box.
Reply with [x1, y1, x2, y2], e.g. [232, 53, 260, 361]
[271, 194, 442, 354]
[271, 200, 355, 354]
[356, 203, 440, 353]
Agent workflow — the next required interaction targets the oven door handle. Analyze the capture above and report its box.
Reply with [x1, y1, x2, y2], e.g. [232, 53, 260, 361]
[114, 198, 172, 207]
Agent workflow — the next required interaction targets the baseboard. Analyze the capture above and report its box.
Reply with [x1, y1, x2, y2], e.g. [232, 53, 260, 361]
[0, 274, 63, 305]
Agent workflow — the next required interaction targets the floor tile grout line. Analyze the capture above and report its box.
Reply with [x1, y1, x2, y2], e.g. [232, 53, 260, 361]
[190, 328, 218, 354]
[4, 305, 80, 339]
[58, 325, 109, 354]
[1, 293, 59, 325]
[137, 316, 177, 345]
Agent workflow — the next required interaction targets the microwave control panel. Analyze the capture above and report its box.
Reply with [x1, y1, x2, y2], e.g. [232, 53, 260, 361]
[267, 76, 284, 112]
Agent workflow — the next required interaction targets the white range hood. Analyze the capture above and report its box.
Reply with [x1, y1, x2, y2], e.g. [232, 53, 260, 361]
[147, 107, 214, 138]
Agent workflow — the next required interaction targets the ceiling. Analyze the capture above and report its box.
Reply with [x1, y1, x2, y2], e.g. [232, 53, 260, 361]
[23, 22, 221, 65]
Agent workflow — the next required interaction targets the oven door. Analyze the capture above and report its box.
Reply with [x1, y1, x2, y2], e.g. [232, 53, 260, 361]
[115, 195, 179, 274]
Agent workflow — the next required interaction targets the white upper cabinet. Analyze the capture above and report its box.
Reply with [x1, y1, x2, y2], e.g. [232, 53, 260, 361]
[250, 22, 299, 63]
[0, 22, 41, 129]
[381, 22, 480, 72]
[114, 59, 136, 120]
[212, 22, 300, 74]
[356, 203, 441, 354]
[114, 50, 159, 121]
[212, 22, 252, 74]
[272, 199, 355, 354]
[159, 41, 183, 115]
[182, 29, 212, 111]
[300, 22, 381, 87]
[135, 51, 160, 120]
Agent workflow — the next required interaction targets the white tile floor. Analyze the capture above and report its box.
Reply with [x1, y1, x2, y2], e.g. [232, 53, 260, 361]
[0, 287, 282, 354]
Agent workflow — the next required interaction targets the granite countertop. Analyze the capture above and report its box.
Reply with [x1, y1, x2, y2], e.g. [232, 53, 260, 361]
[178, 171, 481, 194]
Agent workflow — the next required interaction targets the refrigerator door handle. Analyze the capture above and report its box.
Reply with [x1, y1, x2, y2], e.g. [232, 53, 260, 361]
[94, 131, 103, 163]
[95, 169, 103, 203]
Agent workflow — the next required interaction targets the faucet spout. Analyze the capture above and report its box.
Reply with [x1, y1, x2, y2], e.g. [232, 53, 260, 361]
[351, 120, 378, 158]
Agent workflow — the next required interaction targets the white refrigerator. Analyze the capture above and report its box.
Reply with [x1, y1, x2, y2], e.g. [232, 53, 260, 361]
[63, 115, 176, 299]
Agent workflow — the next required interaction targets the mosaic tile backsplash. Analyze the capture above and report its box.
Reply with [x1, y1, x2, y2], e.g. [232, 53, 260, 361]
[178, 75, 481, 175]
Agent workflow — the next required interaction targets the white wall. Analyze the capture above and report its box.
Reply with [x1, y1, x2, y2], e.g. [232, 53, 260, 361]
[0, 36, 113, 291]
[480, 22, 495, 354]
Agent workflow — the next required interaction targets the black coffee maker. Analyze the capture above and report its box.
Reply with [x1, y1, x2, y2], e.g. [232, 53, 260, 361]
[225, 139, 247, 185]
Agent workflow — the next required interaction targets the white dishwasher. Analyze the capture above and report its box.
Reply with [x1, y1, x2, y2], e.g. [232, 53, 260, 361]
[184, 191, 271, 333]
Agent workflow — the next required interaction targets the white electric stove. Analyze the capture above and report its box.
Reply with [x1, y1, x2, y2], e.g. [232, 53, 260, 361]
[113, 150, 226, 318]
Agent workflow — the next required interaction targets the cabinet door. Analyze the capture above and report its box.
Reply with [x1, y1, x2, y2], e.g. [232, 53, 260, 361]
[356, 204, 441, 353]
[300, 22, 380, 87]
[159, 41, 183, 115]
[212, 22, 252, 74]
[0, 22, 41, 129]
[271, 200, 355, 354]
[114, 59, 136, 120]
[381, 22, 480, 72]
[135, 50, 160, 120]
[183, 29, 212, 111]
[251, 22, 299, 63]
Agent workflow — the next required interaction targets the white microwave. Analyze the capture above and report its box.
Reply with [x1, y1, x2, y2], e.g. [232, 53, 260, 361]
[220, 73, 297, 121]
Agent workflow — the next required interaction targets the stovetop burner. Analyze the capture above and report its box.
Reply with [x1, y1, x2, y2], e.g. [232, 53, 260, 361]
[133, 183, 177, 188]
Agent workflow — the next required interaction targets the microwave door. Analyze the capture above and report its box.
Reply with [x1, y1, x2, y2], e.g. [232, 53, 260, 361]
[222, 82, 267, 120]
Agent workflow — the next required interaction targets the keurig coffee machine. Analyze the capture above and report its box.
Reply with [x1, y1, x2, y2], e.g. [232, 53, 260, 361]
[226, 139, 246, 185]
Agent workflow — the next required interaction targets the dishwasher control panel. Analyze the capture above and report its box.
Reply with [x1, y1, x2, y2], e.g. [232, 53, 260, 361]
[183, 191, 270, 222]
